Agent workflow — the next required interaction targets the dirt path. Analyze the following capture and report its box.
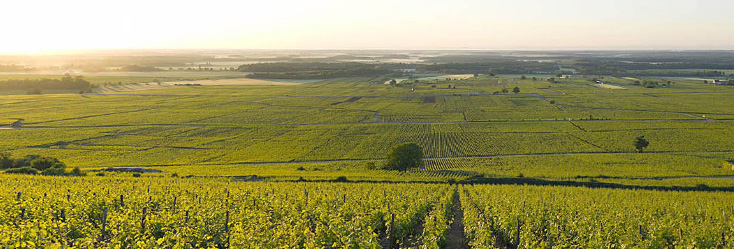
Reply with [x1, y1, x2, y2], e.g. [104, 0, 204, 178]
[446, 191, 469, 249]
[528, 93, 550, 102]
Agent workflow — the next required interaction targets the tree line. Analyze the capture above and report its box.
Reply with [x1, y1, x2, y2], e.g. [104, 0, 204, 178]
[118, 65, 161, 72]
[238, 62, 410, 72]
[239, 62, 404, 79]
[0, 64, 34, 72]
[0, 152, 83, 176]
[0, 75, 90, 91]
[575, 58, 734, 76]
[415, 61, 558, 75]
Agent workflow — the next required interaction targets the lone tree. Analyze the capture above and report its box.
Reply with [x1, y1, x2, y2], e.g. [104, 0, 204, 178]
[512, 86, 520, 94]
[634, 136, 649, 153]
[384, 143, 423, 171]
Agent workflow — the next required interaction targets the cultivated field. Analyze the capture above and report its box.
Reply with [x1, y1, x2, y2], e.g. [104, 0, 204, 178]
[2, 76, 734, 181]
[163, 78, 319, 86]
[2, 74, 734, 247]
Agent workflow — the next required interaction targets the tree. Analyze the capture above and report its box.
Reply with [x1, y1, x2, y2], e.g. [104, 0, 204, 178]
[520, 75, 527, 80]
[634, 136, 649, 153]
[0, 152, 12, 169]
[30, 157, 64, 171]
[71, 167, 85, 176]
[384, 143, 423, 171]
[389, 79, 397, 86]
[512, 87, 520, 94]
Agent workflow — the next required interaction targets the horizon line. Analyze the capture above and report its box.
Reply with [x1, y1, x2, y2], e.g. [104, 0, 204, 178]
[3, 48, 734, 56]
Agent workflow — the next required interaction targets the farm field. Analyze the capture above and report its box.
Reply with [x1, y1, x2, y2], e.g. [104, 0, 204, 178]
[162, 78, 319, 86]
[3, 176, 734, 248]
[93, 78, 319, 93]
[1, 76, 733, 183]
[461, 184, 734, 248]
[4, 0, 734, 244]
[0, 71, 251, 78]
[2, 74, 734, 248]
[0, 72, 256, 95]
[1, 176, 454, 248]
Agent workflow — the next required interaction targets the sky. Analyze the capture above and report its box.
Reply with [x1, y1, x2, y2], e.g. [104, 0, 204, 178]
[1, 0, 733, 53]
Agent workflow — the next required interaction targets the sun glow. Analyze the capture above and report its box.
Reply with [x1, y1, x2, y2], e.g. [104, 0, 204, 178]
[1, 0, 733, 53]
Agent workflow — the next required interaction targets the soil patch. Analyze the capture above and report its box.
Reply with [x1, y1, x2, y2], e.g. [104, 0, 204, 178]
[446, 191, 469, 249]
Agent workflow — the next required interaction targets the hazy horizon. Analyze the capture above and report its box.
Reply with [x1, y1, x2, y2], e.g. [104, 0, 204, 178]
[3, 0, 733, 54]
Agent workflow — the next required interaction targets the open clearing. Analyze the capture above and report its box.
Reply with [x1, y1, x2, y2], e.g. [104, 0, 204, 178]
[94, 82, 176, 93]
[393, 74, 476, 84]
[595, 83, 626, 89]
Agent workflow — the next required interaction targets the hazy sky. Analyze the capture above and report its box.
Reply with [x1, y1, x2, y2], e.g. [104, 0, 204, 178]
[2, 0, 733, 53]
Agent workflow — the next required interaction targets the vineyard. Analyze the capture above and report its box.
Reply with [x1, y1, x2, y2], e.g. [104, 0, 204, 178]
[1, 176, 456, 248]
[3, 175, 734, 248]
[2, 73, 734, 247]
[1, 77, 734, 184]
[461, 184, 734, 248]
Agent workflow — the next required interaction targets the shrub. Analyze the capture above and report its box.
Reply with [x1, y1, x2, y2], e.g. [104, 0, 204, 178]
[334, 176, 349, 182]
[6, 167, 38, 175]
[96, 172, 105, 176]
[635, 136, 650, 153]
[70, 167, 86, 176]
[1, 153, 67, 171]
[296, 166, 306, 171]
[31, 157, 63, 171]
[132, 173, 141, 177]
[0, 152, 12, 169]
[41, 167, 66, 176]
[12, 155, 41, 168]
